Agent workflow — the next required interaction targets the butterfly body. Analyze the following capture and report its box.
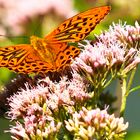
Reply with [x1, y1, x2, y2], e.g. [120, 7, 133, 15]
[30, 36, 55, 63]
[0, 6, 111, 74]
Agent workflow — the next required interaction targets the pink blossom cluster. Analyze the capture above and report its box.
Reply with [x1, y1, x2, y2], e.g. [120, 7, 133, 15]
[72, 22, 140, 88]
[65, 107, 128, 139]
[7, 76, 89, 120]
[6, 76, 90, 139]
[0, 0, 74, 35]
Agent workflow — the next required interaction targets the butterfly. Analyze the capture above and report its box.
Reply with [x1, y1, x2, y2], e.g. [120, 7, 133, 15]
[0, 6, 111, 74]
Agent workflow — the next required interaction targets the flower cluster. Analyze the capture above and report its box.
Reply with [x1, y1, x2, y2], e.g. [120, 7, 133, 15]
[6, 76, 90, 139]
[97, 21, 140, 56]
[72, 22, 140, 89]
[8, 107, 62, 140]
[6, 75, 128, 140]
[65, 107, 128, 140]
[0, 0, 74, 35]
[7, 76, 89, 120]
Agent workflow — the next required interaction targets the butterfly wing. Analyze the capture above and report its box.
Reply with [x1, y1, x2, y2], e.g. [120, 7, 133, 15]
[0, 45, 55, 74]
[45, 6, 111, 42]
[43, 6, 110, 72]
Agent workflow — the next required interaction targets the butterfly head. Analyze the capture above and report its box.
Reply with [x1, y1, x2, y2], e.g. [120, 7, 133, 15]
[30, 35, 42, 47]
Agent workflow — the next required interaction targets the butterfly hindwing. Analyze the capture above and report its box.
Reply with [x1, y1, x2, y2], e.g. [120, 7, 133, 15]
[55, 44, 80, 70]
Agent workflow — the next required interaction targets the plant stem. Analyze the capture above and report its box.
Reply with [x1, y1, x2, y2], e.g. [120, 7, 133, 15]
[129, 85, 140, 93]
[120, 68, 136, 117]
[120, 77, 127, 117]
[126, 68, 136, 96]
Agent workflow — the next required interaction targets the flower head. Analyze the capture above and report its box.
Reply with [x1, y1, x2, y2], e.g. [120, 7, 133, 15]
[72, 22, 140, 89]
[6, 76, 90, 139]
[8, 119, 62, 140]
[111, 21, 140, 49]
[65, 107, 128, 140]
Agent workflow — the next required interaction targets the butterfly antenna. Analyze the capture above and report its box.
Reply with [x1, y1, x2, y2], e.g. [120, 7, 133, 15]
[0, 34, 29, 43]
[0, 34, 28, 38]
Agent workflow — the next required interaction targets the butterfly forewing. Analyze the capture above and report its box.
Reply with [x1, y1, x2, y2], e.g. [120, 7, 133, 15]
[0, 45, 55, 74]
[45, 6, 111, 43]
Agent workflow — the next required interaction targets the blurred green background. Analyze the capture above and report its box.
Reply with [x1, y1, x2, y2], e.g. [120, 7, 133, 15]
[0, 0, 140, 139]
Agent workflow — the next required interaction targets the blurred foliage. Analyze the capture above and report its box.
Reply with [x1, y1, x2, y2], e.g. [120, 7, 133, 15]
[125, 132, 140, 140]
[0, 0, 140, 139]
[0, 119, 11, 140]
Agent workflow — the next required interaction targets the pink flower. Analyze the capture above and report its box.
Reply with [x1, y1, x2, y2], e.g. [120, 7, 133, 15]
[8, 122, 29, 140]
[65, 107, 128, 140]
[0, 0, 74, 35]
[6, 76, 90, 139]
[71, 22, 140, 89]
[98, 21, 140, 49]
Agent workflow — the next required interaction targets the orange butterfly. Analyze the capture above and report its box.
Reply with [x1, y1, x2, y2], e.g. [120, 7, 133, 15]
[0, 6, 110, 74]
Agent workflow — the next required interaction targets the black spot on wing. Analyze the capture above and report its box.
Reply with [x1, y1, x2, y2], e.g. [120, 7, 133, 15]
[71, 47, 76, 51]
[61, 60, 66, 65]
[77, 27, 82, 31]
[66, 59, 71, 64]
[32, 63, 37, 67]
[83, 17, 88, 22]
[80, 34, 83, 39]
[74, 50, 80, 54]
[85, 28, 89, 32]
[94, 14, 98, 17]
[67, 19, 72, 28]
[73, 23, 79, 28]
[63, 23, 67, 28]
[83, 22, 87, 26]
[89, 23, 93, 26]
[66, 51, 70, 55]
[77, 16, 82, 20]
[60, 55, 64, 60]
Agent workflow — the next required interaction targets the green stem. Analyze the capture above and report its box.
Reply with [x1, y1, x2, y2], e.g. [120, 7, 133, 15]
[104, 68, 117, 89]
[120, 77, 127, 117]
[120, 68, 136, 117]
[126, 68, 136, 96]
[129, 85, 140, 93]
[104, 75, 115, 89]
